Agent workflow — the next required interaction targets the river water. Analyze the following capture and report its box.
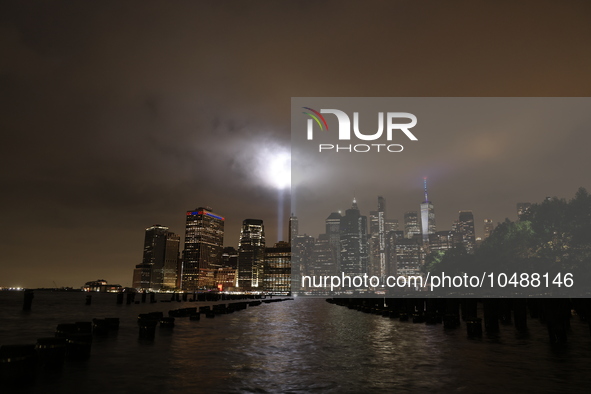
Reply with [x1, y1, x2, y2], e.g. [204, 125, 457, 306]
[1, 291, 591, 393]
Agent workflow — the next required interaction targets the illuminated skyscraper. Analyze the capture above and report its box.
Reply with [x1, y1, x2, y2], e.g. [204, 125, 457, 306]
[182, 207, 225, 291]
[393, 237, 423, 276]
[385, 218, 399, 233]
[369, 210, 379, 276]
[162, 231, 180, 290]
[386, 230, 404, 276]
[377, 196, 386, 278]
[237, 219, 265, 290]
[429, 230, 454, 253]
[263, 241, 291, 294]
[340, 198, 368, 276]
[420, 178, 436, 243]
[369, 196, 387, 277]
[404, 211, 420, 239]
[142, 225, 168, 290]
[310, 234, 336, 277]
[456, 210, 476, 253]
[289, 214, 298, 243]
[326, 212, 342, 271]
[133, 225, 179, 290]
[483, 219, 494, 239]
[292, 234, 315, 288]
[132, 263, 151, 290]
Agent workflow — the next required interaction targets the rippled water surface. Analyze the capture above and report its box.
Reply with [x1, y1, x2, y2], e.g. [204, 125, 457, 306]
[1, 292, 591, 393]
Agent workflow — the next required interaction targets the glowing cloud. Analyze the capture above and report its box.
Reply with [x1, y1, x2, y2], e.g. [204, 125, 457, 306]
[265, 150, 291, 190]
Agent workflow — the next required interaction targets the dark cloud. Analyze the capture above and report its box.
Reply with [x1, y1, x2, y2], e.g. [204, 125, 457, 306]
[1, 1, 591, 287]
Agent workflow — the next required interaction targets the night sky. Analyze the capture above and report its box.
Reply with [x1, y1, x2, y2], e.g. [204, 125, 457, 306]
[2, 1, 591, 288]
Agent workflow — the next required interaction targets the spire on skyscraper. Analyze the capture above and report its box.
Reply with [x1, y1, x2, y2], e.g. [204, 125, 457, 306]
[420, 177, 436, 243]
[352, 197, 358, 210]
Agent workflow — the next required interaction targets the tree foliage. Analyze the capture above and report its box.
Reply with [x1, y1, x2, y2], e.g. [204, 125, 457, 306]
[425, 188, 591, 277]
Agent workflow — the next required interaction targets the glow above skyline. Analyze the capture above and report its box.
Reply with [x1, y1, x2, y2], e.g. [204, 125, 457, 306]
[265, 151, 291, 190]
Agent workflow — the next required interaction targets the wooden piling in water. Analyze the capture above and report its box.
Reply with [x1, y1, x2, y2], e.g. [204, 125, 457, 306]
[513, 299, 528, 331]
[483, 299, 499, 333]
[22, 290, 34, 311]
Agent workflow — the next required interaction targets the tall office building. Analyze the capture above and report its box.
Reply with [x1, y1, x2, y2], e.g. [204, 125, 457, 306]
[292, 234, 316, 288]
[369, 210, 380, 277]
[451, 219, 460, 247]
[289, 214, 298, 243]
[483, 219, 494, 239]
[456, 210, 476, 253]
[517, 202, 532, 219]
[428, 230, 454, 253]
[393, 237, 423, 277]
[132, 225, 179, 290]
[182, 207, 225, 291]
[377, 196, 387, 278]
[263, 241, 291, 294]
[142, 225, 168, 289]
[378, 195, 386, 213]
[404, 211, 420, 239]
[369, 196, 387, 277]
[326, 212, 342, 272]
[310, 234, 337, 277]
[385, 230, 405, 276]
[385, 218, 399, 233]
[237, 219, 266, 290]
[420, 178, 436, 243]
[162, 231, 180, 290]
[339, 198, 368, 276]
[369, 211, 379, 236]
[132, 263, 152, 290]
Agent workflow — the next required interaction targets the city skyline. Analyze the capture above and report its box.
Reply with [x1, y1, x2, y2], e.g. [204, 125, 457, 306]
[3, 2, 591, 289]
[1, 173, 586, 289]
[121, 183, 582, 295]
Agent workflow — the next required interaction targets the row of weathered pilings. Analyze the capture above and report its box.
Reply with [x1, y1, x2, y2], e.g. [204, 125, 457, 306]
[2, 294, 292, 387]
[134, 298, 291, 340]
[22, 291, 269, 309]
[326, 298, 591, 343]
[115, 291, 263, 305]
[0, 317, 120, 386]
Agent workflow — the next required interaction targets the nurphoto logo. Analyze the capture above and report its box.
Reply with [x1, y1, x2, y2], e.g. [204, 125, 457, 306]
[303, 107, 418, 153]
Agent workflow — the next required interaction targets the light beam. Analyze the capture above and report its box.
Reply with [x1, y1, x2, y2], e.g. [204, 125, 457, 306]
[265, 151, 291, 190]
